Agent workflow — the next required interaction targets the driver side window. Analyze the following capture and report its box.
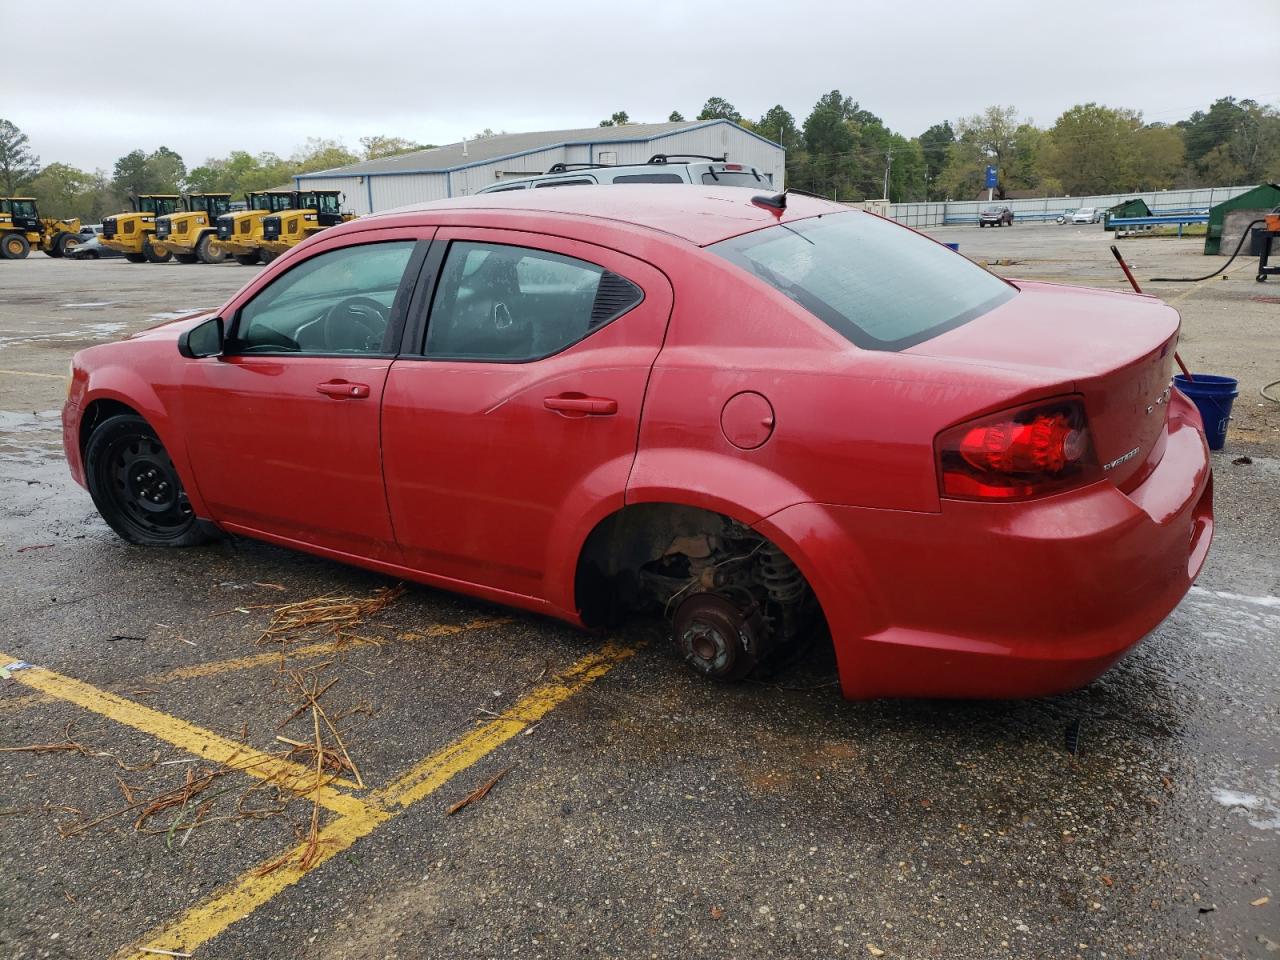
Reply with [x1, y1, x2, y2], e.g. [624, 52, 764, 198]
[235, 241, 415, 355]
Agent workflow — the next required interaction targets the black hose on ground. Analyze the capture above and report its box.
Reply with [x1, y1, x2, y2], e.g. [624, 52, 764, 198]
[1149, 218, 1264, 282]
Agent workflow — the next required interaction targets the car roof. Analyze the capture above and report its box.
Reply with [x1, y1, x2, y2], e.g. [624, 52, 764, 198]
[371, 185, 846, 247]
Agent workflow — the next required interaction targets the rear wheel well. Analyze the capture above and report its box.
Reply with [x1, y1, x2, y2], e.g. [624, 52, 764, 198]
[574, 503, 826, 678]
[80, 399, 142, 454]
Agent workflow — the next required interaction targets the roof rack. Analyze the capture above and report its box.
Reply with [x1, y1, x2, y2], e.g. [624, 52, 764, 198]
[547, 162, 614, 173]
[647, 153, 727, 165]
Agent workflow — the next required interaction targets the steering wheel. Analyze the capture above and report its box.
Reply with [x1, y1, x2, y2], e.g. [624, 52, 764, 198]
[321, 295, 389, 352]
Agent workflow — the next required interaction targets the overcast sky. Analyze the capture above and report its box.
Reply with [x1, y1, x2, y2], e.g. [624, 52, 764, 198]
[9, 0, 1280, 172]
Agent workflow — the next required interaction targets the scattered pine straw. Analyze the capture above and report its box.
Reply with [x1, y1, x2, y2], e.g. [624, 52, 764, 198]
[447, 766, 514, 815]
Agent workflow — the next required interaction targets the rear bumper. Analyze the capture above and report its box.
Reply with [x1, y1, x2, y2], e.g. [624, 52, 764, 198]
[759, 395, 1213, 699]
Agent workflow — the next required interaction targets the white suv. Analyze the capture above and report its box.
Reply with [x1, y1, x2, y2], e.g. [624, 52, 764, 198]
[477, 154, 772, 193]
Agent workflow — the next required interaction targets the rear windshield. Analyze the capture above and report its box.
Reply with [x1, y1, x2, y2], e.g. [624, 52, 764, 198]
[702, 170, 766, 187]
[710, 212, 1015, 351]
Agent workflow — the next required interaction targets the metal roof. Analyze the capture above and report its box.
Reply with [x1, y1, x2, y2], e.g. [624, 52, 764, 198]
[302, 120, 779, 178]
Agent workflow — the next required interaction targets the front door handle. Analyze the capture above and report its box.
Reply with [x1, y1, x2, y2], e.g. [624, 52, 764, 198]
[316, 380, 370, 399]
[543, 394, 618, 416]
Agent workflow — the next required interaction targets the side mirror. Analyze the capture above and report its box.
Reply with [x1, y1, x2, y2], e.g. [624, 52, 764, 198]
[178, 316, 224, 359]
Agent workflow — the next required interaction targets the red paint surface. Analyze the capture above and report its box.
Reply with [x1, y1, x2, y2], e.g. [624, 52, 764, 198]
[64, 187, 1214, 699]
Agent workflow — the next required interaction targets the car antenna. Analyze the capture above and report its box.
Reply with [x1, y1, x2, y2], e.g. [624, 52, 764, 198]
[751, 191, 787, 216]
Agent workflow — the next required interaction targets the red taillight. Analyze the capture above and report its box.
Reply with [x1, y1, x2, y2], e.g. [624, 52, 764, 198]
[937, 397, 1099, 500]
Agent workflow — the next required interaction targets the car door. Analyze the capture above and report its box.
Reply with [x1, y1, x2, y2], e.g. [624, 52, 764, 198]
[381, 227, 673, 605]
[181, 227, 432, 561]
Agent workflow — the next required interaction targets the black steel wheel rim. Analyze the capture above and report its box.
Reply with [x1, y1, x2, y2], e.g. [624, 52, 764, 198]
[102, 433, 193, 538]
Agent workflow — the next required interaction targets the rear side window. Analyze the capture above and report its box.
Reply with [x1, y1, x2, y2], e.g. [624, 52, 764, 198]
[612, 173, 685, 184]
[425, 241, 642, 361]
[710, 212, 1014, 351]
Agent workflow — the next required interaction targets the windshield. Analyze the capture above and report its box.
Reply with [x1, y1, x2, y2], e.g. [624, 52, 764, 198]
[190, 196, 230, 216]
[139, 197, 182, 216]
[5, 199, 37, 218]
[315, 193, 341, 215]
[268, 193, 296, 213]
[982, 205, 1004, 214]
[702, 170, 765, 187]
[710, 212, 1015, 351]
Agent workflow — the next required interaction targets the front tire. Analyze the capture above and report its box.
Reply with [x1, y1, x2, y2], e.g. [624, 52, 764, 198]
[143, 238, 172, 264]
[124, 253, 147, 263]
[196, 233, 227, 264]
[84, 415, 211, 546]
[233, 253, 261, 266]
[259, 249, 279, 264]
[174, 253, 198, 264]
[2, 233, 30, 259]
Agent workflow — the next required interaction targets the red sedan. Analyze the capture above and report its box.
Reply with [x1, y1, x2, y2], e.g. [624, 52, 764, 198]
[62, 187, 1213, 699]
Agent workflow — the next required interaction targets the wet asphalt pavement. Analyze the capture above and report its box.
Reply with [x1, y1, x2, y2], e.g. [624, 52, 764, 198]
[1, 228, 1277, 959]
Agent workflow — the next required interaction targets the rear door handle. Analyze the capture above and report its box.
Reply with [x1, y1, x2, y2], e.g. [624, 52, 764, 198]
[543, 394, 618, 416]
[316, 380, 370, 399]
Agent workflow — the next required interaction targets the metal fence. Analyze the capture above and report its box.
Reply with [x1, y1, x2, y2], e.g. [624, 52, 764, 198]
[887, 185, 1258, 228]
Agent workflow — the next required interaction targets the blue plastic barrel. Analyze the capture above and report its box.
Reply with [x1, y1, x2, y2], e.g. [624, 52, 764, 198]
[1174, 373, 1237, 451]
[944, 242, 960, 252]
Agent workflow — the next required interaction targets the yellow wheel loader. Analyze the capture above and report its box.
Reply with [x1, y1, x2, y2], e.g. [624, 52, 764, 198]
[259, 190, 356, 256]
[153, 193, 232, 264]
[101, 195, 184, 263]
[211, 190, 298, 265]
[0, 197, 84, 260]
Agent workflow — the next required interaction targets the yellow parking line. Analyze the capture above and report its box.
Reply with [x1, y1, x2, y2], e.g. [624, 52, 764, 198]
[0, 618, 512, 715]
[113, 641, 638, 960]
[0, 368, 63, 380]
[0, 654, 367, 812]
[379, 641, 636, 810]
[140, 617, 510, 685]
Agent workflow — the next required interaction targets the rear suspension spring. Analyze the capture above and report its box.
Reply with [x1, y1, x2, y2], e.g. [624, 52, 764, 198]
[756, 543, 806, 604]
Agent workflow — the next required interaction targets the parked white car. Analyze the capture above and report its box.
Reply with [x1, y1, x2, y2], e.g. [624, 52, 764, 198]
[1071, 207, 1102, 224]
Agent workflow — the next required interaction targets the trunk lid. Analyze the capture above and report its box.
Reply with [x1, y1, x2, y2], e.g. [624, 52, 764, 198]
[906, 280, 1180, 489]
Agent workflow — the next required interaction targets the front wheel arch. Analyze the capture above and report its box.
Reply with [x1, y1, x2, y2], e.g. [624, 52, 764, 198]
[79, 398, 142, 457]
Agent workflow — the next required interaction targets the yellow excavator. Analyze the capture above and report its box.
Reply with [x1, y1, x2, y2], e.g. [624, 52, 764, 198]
[153, 193, 232, 263]
[211, 190, 299, 265]
[101, 195, 184, 263]
[259, 190, 355, 257]
[0, 197, 83, 260]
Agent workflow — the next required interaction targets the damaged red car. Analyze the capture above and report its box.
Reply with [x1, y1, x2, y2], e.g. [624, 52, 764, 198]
[62, 186, 1213, 699]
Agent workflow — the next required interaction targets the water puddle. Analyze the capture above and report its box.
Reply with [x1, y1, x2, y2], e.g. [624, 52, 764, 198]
[1212, 786, 1280, 831]
[0, 322, 128, 350]
[148, 309, 213, 323]
[0, 410, 62, 433]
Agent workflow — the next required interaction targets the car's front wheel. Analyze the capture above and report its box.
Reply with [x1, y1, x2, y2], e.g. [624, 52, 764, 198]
[84, 415, 211, 546]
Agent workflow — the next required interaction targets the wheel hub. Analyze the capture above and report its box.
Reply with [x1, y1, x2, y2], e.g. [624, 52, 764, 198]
[672, 593, 764, 682]
[106, 435, 192, 532]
